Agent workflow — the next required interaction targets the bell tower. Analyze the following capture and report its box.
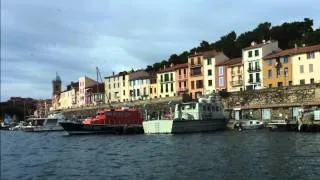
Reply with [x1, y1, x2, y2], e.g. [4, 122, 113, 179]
[52, 72, 61, 96]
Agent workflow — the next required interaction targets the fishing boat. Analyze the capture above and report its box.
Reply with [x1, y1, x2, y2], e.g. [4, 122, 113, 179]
[19, 112, 66, 132]
[142, 94, 227, 134]
[59, 107, 144, 135]
[234, 119, 264, 131]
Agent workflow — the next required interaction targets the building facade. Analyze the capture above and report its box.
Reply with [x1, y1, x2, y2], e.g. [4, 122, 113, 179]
[225, 58, 244, 92]
[157, 66, 176, 98]
[129, 70, 151, 101]
[243, 40, 279, 90]
[175, 63, 188, 96]
[291, 44, 320, 85]
[104, 72, 130, 103]
[85, 83, 105, 105]
[78, 76, 97, 106]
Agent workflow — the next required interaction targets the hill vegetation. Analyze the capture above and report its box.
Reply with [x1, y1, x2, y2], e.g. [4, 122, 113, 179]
[145, 18, 320, 72]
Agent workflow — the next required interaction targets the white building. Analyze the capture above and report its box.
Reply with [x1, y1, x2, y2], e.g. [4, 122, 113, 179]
[104, 72, 130, 103]
[203, 51, 229, 94]
[129, 70, 151, 101]
[157, 65, 176, 98]
[242, 40, 279, 90]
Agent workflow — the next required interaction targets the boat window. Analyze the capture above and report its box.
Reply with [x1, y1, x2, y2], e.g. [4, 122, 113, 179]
[181, 106, 185, 110]
[250, 121, 253, 124]
[203, 106, 206, 111]
[212, 106, 215, 111]
[215, 107, 219, 111]
[207, 105, 211, 111]
[193, 105, 196, 109]
[256, 121, 260, 124]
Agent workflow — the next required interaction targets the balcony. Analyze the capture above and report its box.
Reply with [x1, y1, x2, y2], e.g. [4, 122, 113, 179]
[248, 79, 261, 84]
[178, 87, 188, 92]
[178, 75, 187, 80]
[247, 66, 261, 73]
[190, 72, 202, 77]
[190, 63, 202, 68]
[230, 80, 243, 86]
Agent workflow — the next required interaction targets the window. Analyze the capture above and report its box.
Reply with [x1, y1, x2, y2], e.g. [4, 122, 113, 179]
[164, 74, 169, 81]
[207, 58, 212, 65]
[218, 66, 223, 76]
[248, 63, 252, 70]
[307, 52, 315, 59]
[289, 81, 292, 86]
[179, 69, 181, 75]
[170, 73, 173, 81]
[183, 68, 186, 75]
[268, 59, 272, 65]
[309, 64, 313, 73]
[165, 84, 168, 92]
[191, 58, 194, 65]
[219, 77, 224, 86]
[300, 79, 305, 85]
[191, 81, 195, 89]
[179, 82, 181, 88]
[255, 50, 259, 56]
[161, 75, 163, 82]
[269, 84, 272, 88]
[137, 89, 140, 96]
[268, 70, 272, 79]
[208, 80, 212, 86]
[150, 88, 152, 94]
[256, 73, 260, 82]
[248, 51, 252, 57]
[171, 83, 174, 92]
[196, 80, 203, 89]
[280, 56, 288, 63]
[300, 65, 304, 73]
[249, 74, 253, 83]
[310, 78, 315, 84]
[277, 82, 283, 87]
[255, 61, 260, 70]
[276, 69, 281, 77]
[123, 90, 125, 95]
[197, 57, 201, 64]
[284, 68, 288, 77]
[161, 84, 163, 93]
[208, 69, 212, 76]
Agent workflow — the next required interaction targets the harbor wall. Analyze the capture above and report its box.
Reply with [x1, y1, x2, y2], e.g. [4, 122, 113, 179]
[61, 84, 320, 121]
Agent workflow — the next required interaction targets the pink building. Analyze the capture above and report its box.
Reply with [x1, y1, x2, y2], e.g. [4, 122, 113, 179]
[175, 63, 188, 96]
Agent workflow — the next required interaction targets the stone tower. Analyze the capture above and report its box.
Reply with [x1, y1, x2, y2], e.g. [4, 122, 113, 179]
[52, 72, 61, 96]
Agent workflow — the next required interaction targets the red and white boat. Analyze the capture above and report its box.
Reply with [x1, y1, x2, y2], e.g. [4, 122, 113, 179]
[59, 107, 144, 135]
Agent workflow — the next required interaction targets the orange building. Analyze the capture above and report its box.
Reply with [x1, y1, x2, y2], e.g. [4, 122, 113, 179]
[263, 50, 293, 88]
[188, 52, 205, 99]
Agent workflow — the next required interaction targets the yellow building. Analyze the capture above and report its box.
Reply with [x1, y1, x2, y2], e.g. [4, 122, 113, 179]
[58, 90, 71, 109]
[157, 65, 176, 98]
[291, 44, 320, 85]
[188, 52, 205, 99]
[225, 57, 244, 92]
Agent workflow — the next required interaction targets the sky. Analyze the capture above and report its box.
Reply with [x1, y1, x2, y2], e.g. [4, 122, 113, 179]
[1, 0, 319, 101]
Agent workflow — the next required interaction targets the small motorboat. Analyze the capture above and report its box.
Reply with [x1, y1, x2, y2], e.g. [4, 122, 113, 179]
[234, 120, 264, 131]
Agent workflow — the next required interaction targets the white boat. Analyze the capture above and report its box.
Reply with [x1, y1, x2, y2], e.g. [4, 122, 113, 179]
[20, 112, 66, 132]
[234, 120, 264, 131]
[143, 94, 227, 134]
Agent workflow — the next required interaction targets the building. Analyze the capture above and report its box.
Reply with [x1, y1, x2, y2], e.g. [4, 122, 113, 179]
[242, 40, 279, 90]
[291, 44, 320, 85]
[78, 76, 97, 106]
[149, 75, 158, 99]
[52, 73, 61, 110]
[85, 83, 105, 105]
[157, 64, 177, 98]
[215, 58, 229, 91]
[58, 90, 71, 109]
[188, 52, 205, 99]
[104, 71, 130, 103]
[225, 57, 244, 92]
[129, 70, 151, 101]
[203, 51, 229, 94]
[263, 50, 292, 88]
[175, 63, 188, 96]
[35, 99, 52, 117]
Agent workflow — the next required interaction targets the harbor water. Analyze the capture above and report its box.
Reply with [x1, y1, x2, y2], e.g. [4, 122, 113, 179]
[1, 130, 320, 180]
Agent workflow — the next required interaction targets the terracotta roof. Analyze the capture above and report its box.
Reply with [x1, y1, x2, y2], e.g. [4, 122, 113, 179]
[86, 83, 105, 93]
[221, 57, 242, 66]
[188, 50, 219, 58]
[215, 58, 230, 66]
[243, 40, 277, 51]
[129, 70, 150, 80]
[158, 63, 188, 73]
[263, 44, 320, 59]
[104, 71, 128, 79]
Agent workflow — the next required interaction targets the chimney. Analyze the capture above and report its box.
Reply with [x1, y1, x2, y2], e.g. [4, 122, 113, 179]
[112, 72, 115, 76]
[302, 44, 306, 47]
[262, 40, 266, 44]
[251, 41, 256, 46]
[294, 44, 298, 49]
[163, 65, 166, 69]
[170, 63, 174, 67]
[194, 51, 197, 55]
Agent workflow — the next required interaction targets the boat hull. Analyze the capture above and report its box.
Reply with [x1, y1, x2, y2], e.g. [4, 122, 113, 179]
[60, 122, 144, 135]
[143, 119, 227, 134]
